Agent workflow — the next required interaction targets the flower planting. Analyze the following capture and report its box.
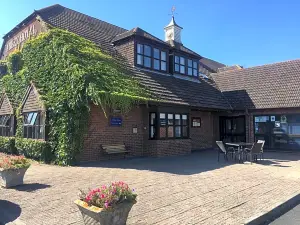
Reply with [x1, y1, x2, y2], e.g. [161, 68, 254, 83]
[79, 181, 137, 210]
[0, 153, 30, 170]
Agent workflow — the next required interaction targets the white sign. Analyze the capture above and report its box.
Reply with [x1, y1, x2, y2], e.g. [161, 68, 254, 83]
[271, 116, 276, 122]
[275, 121, 280, 128]
[6, 25, 37, 52]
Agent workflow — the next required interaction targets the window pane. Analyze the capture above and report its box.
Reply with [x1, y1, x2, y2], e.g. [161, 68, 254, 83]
[193, 69, 198, 76]
[180, 65, 185, 74]
[161, 61, 166, 71]
[137, 44, 143, 54]
[160, 113, 166, 126]
[175, 56, 179, 63]
[175, 64, 179, 72]
[182, 126, 188, 137]
[154, 59, 160, 70]
[175, 114, 181, 125]
[182, 114, 187, 125]
[24, 127, 27, 138]
[150, 113, 156, 125]
[168, 126, 174, 137]
[180, 57, 185, 65]
[144, 45, 151, 56]
[150, 126, 155, 138]
[28, 126, 33, 138]
[161, 51, 166, 61]
[168, 114, 174, 125]
[188, 68, 192, 76]
[26, 113, 33, 125]
[175, 126, 181, 137]
[144, 56, 151, 68]
[30, 113, 38, 125]
[188, 59, 192, 67]
[160, 127, 166, 138]
[154, 48, 160, 59]
[137, 54, 143, 65]
[193, 61, 198, 69]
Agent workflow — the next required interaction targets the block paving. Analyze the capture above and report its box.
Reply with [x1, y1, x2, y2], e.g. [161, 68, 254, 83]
[1, 150, 300, 225]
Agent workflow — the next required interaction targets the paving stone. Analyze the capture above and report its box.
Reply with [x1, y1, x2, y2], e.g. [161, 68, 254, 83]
[1, 151, 300, 225]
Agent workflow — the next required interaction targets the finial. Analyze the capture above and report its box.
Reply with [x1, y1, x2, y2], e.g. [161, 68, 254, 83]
[171, 6, 176, 17]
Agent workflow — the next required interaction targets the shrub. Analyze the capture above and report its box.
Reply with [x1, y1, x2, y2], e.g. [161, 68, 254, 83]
[0, 153, 30, 170]
[79, 181, 137, 210]
[0, 60, 7, 76]
[0, 137, 17, 154]
[7, 50, 23, 74]
[15, 138, 53, 163]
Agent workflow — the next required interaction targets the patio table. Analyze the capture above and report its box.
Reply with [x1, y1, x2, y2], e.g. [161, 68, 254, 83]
[225, 142, 254, 162]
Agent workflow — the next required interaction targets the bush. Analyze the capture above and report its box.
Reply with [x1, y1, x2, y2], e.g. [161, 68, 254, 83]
[79, 181, 137, 210]
[0, 153, 30, 170]
[0, 61, 7, 76]
[15, 138, 53, 163]
[7, 50, 24, 75]
[0, 137, 17, 154]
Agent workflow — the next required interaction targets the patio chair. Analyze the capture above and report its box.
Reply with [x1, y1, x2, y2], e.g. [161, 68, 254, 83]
[244, 142, 263, 163]
[257, 140, 265, 160]
[216, 141, 236, 162]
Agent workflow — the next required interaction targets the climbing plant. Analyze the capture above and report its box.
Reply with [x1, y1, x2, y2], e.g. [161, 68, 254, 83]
[0, 28, 150, 165]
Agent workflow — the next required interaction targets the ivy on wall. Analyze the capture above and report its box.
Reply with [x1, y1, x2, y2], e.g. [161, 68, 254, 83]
[0, 28, 150, 165]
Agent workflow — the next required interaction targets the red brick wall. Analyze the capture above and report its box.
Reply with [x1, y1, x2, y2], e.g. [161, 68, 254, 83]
[190, 111, 215, 150]
[144, 139, 192, 157]
[113, 37, 135, 66]
[81, 104, 145, 161]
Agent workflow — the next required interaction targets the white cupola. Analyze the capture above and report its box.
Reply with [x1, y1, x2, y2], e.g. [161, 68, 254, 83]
[164, 16, 183, 44]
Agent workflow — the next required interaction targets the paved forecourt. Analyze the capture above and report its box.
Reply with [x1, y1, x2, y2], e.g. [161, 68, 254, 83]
[1, 150, 300, 225]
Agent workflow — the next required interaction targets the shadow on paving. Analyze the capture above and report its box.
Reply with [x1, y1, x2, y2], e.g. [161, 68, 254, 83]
[9, 183, 51, 192]
[78, 150, 300, 175]
[0, 200, 21, 225]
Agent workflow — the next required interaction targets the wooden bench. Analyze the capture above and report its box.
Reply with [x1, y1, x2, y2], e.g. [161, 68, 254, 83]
[101, 144, 128, 155]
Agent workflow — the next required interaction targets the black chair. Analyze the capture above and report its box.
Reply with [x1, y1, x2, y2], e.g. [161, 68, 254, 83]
[245, 142, 263, 163]
[216, 141, 236, 162]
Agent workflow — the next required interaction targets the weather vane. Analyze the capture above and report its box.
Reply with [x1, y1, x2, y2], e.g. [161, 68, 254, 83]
[169, 6, 177, 17]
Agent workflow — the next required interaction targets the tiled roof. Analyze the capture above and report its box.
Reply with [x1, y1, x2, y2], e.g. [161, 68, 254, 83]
[37, 4, 127, 52]
[127, 67, 231, 110]
[34, 4, 230, 110]
[212, 59, 300, 110]
[200, 58, 226, 73]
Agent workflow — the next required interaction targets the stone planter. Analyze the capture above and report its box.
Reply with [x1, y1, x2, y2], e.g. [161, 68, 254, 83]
[75, 199, 135, 225]
[0, 167, 29, 188]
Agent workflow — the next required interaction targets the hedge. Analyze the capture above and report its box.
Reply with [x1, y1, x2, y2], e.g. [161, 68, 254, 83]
[0, 136, 17, 154]
[15, 138, 53, 163]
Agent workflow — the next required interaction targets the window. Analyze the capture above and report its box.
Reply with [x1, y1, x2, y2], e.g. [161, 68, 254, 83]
[149, 113, 156, 139]
[180, 57, 185, 74]
[188, 60, 198, 76]
[23, 112, 45, 139]
[174, 56, 186, 73]
[192, 117, 201, 127]
[137, 44, 151, 68]
[153, 48, 167, 71]
[137, 44, 167, 71]
[149, 112, 189, 139]
[0, 115, 12, 137]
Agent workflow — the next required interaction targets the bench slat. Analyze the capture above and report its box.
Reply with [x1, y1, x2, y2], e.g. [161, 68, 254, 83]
[101, 144, 128, 154]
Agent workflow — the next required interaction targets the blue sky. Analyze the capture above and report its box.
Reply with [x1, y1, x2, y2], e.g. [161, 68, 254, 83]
[1, 0, 300, 67]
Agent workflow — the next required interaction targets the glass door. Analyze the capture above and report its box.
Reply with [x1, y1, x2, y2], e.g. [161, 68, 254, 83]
[220, 116, 246, 143]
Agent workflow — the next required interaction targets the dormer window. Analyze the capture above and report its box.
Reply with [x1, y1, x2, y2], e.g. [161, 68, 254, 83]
[174, 56, 186, 74]
[174, 55, 198, 77]
[137, 44, 151, 68]
[188, 60, 198, 77]
[136, 43, 167, 72]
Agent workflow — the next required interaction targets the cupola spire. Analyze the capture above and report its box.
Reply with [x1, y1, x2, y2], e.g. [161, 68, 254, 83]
[164, 7, 183, 43]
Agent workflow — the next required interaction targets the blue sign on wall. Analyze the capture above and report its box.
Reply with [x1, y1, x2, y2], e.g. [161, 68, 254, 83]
[110, 117, 122, 126]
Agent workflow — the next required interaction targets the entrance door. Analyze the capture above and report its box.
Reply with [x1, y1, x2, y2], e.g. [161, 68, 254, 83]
[220, 116, 246, 143]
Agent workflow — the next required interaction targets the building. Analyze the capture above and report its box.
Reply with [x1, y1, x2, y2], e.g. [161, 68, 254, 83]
[0, 4, 299, 162]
